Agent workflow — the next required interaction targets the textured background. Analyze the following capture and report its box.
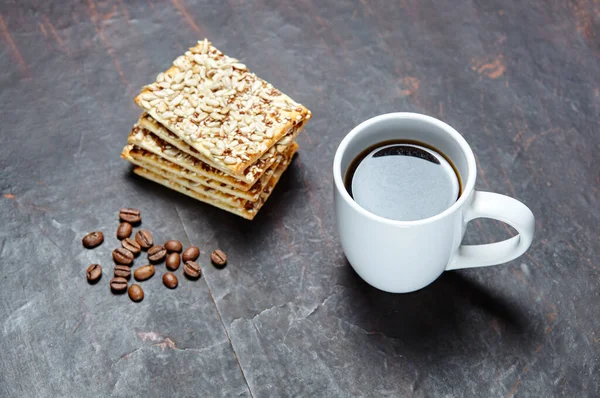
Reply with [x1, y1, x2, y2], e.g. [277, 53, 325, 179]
[0, 0, 599, 396]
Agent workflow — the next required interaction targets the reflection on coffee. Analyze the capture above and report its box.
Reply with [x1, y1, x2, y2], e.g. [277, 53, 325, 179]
[345, 140, 462, 221]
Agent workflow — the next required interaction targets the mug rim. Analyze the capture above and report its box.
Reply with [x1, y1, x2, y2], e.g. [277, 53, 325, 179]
[333, 112, 477, 226]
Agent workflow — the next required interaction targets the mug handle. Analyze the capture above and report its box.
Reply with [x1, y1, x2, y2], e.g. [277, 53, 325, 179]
[446, 191, 535, 270]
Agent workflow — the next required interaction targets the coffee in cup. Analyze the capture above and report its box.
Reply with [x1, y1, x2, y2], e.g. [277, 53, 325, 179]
[345, 140, 462, 222]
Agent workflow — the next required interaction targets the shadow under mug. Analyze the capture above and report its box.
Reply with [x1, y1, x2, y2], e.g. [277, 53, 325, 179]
[333, 113, 535, 293]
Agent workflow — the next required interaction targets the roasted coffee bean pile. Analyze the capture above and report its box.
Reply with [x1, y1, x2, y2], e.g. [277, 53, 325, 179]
[82, 207, 228, 302]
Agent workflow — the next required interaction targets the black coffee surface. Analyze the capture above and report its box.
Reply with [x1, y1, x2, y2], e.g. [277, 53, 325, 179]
[345, 141, 461, 221]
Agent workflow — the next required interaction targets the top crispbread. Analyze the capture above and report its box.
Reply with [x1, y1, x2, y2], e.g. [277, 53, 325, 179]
[134, 39, 311, 177]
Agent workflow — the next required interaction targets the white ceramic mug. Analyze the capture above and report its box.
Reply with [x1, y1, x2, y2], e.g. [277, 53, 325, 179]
[333, 113, 535, 293]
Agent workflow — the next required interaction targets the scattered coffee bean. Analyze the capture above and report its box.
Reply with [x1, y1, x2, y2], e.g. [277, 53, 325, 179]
[135, 229, 153, 250]
[116, 222, 132, 240]
[183, 260, 201, 279]
[110, 277, 128, 293]
[182, 246, 200, 262]
[164, 239, 183, 253]
[122, 238, 141, 256]
[82, 231, 104, 249]
[128, 284, 144, 302]
[162, 272, 178, 289]
[211, 249, 228, 267]
[134, 264, 155, 281]
[166, 253, 181, 271]
[148, 245, 167, 262]
[86, 264, 102, 283]
[114, 265, 131, 279]
[119, 207, 141, 223]
[112, 247, 134, 265]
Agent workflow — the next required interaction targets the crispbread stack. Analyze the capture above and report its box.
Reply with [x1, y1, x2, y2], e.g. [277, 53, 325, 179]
[121, 39, 311, 220]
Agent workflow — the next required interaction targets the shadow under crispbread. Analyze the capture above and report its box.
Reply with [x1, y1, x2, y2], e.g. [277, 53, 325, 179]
[131, 143, 299, 220]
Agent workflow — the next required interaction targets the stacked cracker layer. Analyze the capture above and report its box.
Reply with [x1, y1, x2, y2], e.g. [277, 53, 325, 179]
[121, 39, 311, 220]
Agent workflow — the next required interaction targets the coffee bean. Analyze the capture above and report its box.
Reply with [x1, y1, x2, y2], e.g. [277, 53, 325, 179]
[82, 231, 104, 249]
[110, 277, 128, 293]
[166, 253, 180, 271]
[182, 246, 200, 262]
[162, 272, 178, 289]
[135, 229, 153, 250]
[148, 245, 167, 262]
[128, 284, 144, 302]
[86, 264, 102, 283]
[116, 222, 132, 240]
[122, 238, 141, 255]
[210, 249, 228, 267]
[164, 240, 183, 253]
[112, 247, 134, 265]
[119, 208, 141, 223]
[114, 265, 131, 279]
[134, 264, 155, 281]
[183, 260, 201, 279]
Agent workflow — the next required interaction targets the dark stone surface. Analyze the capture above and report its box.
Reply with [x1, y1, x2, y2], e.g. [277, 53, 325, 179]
[0, 0, 598, 396]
